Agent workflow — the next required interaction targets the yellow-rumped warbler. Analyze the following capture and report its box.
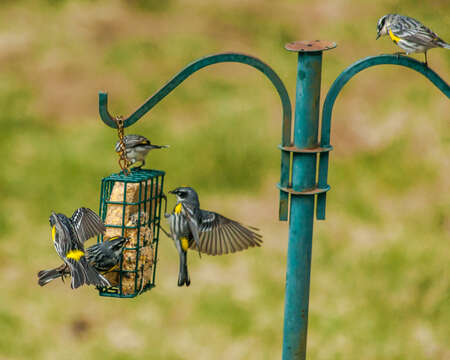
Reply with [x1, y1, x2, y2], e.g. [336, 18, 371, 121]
[376, 14, 450, 65]
[38, 236, 127, 286]
[48, 207, 110, 289]
[115, 134, 169, 169]
[165, 187, 262, 286]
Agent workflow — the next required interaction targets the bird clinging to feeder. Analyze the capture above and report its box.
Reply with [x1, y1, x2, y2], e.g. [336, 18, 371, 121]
[38, 236, 127, 286]
[46, 207, 110, 289]
[115, 134, 169, 170]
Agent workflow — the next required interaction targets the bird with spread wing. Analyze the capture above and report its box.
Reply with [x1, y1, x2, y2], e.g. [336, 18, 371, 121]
[165, 187, 262, 286]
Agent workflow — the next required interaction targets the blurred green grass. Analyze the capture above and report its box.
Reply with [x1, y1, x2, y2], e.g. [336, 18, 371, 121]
[0, 0, 449, 359]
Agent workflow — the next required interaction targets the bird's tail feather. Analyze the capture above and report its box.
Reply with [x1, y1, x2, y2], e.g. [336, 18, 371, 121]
[69, 261, 85, 289]
[69, 257, 110, 289]
[178, 251, 190, 287]
[37, 266, 67, 286]
[437, 41, 450, 49]
[82, 257, 110, 288]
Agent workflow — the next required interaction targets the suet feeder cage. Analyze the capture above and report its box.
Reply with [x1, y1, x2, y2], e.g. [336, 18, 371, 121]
[97, 168, 165, 298]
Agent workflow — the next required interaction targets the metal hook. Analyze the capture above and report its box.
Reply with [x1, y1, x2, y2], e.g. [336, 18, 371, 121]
[99, 52, 293, 220]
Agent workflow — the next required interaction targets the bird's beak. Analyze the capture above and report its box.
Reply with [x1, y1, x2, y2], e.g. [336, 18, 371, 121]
[168, 190, 175, 194]
[376, 33, 380, 40]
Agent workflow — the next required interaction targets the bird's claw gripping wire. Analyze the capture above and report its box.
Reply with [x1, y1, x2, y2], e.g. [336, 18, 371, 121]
[161, 193, 168, 214]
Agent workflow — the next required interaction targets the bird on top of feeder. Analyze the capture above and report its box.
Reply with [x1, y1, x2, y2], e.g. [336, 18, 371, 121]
[376, 14, 450, 65]
[48, 207, 110, 289]
[166, 187, 263, 287]
[115, 134, 169, 169]
[38, 236, 128, 287]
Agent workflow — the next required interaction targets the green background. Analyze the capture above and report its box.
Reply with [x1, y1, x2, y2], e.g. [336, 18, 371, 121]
[0, 0, 449, 359]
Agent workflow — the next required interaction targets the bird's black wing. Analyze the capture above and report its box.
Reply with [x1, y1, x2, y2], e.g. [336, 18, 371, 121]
[125, 134, 150, 148]
[54, 215, 77, 255]
[189, 210, 262, 255]
[403, 28, 439, 46]
[71, 207, 106, 244]
[86, 237, 126, 272]
[116, 135, 150, 152]
[390, 19, 438, 46]
[86, 242, 115, 272]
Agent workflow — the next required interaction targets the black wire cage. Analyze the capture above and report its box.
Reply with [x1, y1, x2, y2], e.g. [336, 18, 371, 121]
[96, 168, 165, 298]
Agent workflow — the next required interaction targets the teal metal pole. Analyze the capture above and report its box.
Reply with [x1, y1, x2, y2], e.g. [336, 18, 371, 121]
[282, 41, 335, 360]
[279, 43, 448, 358]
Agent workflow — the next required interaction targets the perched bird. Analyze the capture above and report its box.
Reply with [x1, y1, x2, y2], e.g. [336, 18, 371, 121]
[38, 236, 127, 286]
[48, 207, 110, 289]
[165, 187, 262, 286]
[376, 14, 450, 65]
[115, 134, 169, 169]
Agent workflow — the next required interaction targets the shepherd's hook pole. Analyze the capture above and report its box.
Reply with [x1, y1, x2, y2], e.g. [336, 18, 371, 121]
[280, 40, 336, 360]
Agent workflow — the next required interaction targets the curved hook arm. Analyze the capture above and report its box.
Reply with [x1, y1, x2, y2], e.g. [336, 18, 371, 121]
[99, 52, 291, 141]
[320, 54, 449, 146]
[316, 54, 449, 219]
[99, 52, 292, 219]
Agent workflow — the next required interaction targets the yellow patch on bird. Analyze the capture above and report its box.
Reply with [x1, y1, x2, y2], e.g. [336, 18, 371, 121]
[174, 203, 183, 214]
[105, 264, 118, 273]
[181, 237, 189, 251]
[66, 249, 84, 261]
[389, 29, 401, 44]
[51, 226, 56, 242]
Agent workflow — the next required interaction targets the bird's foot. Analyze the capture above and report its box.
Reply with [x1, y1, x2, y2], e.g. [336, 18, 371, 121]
[60, 265, 69, 283]
[392, 51, 406, 61]
[423, 53, 428, 67]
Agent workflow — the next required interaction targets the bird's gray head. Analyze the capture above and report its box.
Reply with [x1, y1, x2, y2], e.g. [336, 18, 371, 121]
[49, 212, 64, 242]
[49, 212, 61, 228]
[108, 236, 127, 255]
[376, 14, 393, 39]
[169, 187, 200, 206]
